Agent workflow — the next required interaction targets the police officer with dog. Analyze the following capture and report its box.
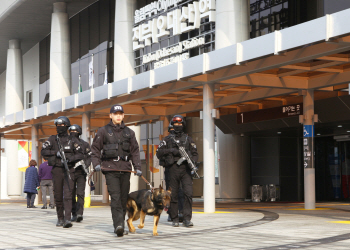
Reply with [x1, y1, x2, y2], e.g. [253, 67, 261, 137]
[157, 115, 198, 227]
[41, 116, 84, 228]
[91, 104, 142, 237]
[69, 124, 92, 223]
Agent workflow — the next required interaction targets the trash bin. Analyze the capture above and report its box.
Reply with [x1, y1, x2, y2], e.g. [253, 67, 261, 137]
[251, 185, 262, 202]
[268, 184, 280, 201]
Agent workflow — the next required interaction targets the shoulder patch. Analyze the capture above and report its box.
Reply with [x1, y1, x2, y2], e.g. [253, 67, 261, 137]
[159, 140, 166, 148]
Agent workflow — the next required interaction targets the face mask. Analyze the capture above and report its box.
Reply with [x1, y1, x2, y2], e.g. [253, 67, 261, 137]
[70, 132, 79, 138]
[173, 125, 183, 133]
[56, 126, 67, 134]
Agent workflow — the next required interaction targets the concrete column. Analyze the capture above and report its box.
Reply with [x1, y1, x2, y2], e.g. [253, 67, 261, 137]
[31, 125, 39, 205]
[303, 90, 315, 209]
[102, 175, 109, 203]
[215, 0, 250, 49]
[81, 112, 91, 207]
[6, 39, 23, 197]
[50, 2, 71, 101]
[6, 39, 23, 114]
[114, 0, 137, 81]
[129, 125, 140, 192]
[203, 83, 215, 213]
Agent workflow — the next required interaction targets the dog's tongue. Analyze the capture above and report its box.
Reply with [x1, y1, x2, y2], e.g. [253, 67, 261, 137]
[164, 207, 168, 212]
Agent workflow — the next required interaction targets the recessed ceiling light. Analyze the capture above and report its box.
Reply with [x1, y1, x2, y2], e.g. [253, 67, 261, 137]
[317, 133, 321, 136]
[277, 132, 281, 134]
[338, 125, 343, 127]
[347, 131, 350, 133]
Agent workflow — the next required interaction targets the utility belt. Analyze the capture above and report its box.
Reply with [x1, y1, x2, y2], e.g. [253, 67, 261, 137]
[102, 155, 130, 162]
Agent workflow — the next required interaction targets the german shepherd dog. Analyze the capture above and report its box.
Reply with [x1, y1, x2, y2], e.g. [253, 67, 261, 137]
[126, 185, 171, 236]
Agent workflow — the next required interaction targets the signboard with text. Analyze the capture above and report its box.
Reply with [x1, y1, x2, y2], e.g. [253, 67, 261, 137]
[237, 103, 303, 124]
[133, 0, 216, 71]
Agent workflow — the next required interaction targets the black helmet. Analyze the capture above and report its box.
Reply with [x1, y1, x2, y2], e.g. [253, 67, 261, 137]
[54, 116, 71, 127]
[170, 115, 185, 127]
[68, 124, 82, 135]
[168, 124, 174, 132]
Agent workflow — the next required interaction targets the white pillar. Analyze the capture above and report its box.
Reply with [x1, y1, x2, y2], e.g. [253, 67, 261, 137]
[303, 90, 315, 209]
[31, 125, 39, 205]
[6, 39, 23, 197]
[215, 0, 249, 49]
[129, 125, 140, 192]
[81, 112, 91, 208]
[114, 0, 136, 81]
[6, 39, 23, 115]
[203, 83, 215, 213]
[50, 2, 71, 101]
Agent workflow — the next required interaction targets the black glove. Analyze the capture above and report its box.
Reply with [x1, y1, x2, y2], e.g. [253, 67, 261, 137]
[94, 165, 101, 172]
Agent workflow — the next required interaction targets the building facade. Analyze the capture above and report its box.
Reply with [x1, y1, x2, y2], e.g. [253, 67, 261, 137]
[1, 0, 350, 211]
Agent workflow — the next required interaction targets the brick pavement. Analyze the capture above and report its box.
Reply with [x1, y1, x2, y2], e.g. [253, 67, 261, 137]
[1, 200, 350, 249]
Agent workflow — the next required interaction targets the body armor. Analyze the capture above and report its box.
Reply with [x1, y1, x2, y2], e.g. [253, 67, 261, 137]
[102, 124, 132, 161]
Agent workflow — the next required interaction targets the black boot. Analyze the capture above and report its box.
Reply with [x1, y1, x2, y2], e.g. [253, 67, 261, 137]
[178, 213, 184, 223]
[114, 226, 124, 237]
[41, 206, 47, 209]
[71, 215, 77, 222]
[76, 215, 83, 222]
[56, 219, 64, 227]
[63, 220, 73, 228]
[167, 214, 172, 222]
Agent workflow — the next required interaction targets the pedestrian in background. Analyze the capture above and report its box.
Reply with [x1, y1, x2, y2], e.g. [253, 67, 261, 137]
[38, 158, 55, 209]
[24, 159, 40, 208]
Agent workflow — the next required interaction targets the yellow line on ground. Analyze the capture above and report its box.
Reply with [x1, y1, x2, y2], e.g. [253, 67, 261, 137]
[328, 221, 350, 224]
[287, 208, 332, 210]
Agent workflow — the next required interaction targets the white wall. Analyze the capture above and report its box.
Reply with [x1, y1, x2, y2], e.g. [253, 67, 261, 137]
[23, 43, 40, 108]
[218, 128, 250, 199]
[0, 70, 6, 117]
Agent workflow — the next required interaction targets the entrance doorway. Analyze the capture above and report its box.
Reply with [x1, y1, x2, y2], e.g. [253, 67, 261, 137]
[315, 137, 350, 201]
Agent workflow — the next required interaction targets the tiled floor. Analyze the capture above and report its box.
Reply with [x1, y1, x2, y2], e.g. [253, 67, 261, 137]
[1, 200, 350, 249]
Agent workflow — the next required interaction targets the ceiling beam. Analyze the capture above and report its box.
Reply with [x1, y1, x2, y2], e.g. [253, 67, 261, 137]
[219, 73, 308, 89]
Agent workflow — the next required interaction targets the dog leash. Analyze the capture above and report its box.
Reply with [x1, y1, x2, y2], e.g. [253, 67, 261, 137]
[88, 169, 154, 191]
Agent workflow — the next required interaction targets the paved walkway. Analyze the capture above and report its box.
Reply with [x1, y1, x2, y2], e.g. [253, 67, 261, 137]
[1, 200, 350, 249]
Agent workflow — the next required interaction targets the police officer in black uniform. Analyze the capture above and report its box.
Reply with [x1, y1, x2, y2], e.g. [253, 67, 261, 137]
[91, 104, 142, 237]
[162, 124, 184, 223]
[69, 124, 91, 223]
[41, 116, 84, 228]
[157, 115, 198, 227]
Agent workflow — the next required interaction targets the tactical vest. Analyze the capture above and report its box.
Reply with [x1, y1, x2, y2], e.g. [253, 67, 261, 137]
[102, 124, 132, 161]
[164, 133, 190, 166]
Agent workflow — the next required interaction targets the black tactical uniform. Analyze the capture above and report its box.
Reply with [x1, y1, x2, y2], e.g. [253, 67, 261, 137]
[91, 105, 141, 236]
[69, 125, 92, 223]
[157, 115, 198, 227]
[161, 124, 184, 222]
[41, 117, 84, 228]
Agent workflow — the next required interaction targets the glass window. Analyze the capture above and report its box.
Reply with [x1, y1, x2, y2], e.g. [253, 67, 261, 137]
[26, 90, 33, 109]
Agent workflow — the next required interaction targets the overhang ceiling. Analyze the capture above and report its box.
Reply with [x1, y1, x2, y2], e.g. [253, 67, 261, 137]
[0, 0, 97, 74]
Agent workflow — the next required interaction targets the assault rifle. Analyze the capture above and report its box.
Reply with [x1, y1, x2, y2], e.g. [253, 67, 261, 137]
[74, 159, 89, 175]
[56, 135, 71, 190]
[170, 136, 200, 179]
